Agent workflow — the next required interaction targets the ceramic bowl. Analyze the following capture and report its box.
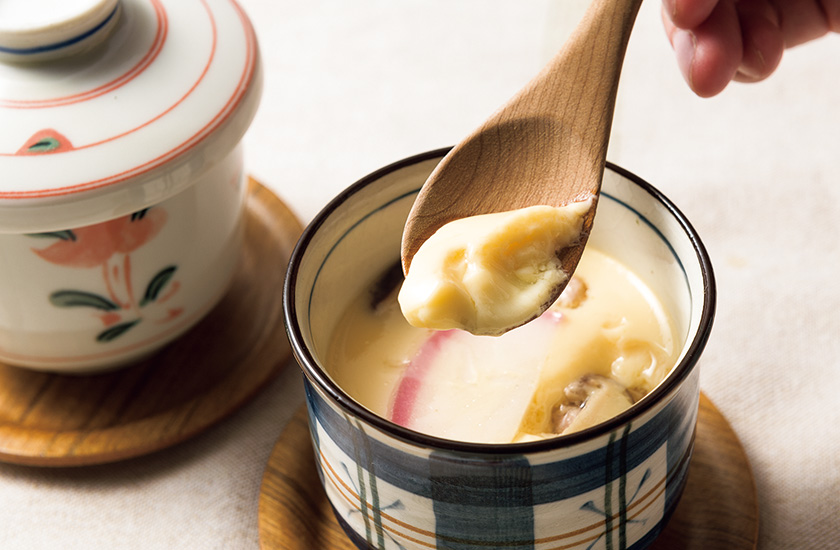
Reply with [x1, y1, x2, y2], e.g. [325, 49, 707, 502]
[285, 148, 716, 550]
[0, 0, 262, 372]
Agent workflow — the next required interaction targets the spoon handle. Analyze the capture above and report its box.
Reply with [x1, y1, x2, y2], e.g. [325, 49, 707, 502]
[400, 0, 643, 274]
[491, 0, 644, 156]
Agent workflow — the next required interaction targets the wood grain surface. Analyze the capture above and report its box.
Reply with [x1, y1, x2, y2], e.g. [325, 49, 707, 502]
[0, 178, 303, 467]
[258, 393, 758, 550]
[401, 0, 642, 273]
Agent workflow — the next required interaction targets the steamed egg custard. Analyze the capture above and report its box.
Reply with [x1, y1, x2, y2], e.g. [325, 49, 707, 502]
[326, 248, 678, 444]
[399, 201, 593, 336]
[398, 203, 592, 336]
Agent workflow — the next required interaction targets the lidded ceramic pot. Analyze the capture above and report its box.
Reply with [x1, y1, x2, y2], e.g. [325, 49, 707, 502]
[0, 0, 262, 372]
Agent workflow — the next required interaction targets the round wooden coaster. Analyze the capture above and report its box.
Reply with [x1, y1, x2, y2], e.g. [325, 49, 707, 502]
[0, 177, 303, 467]
[258, 393, 758, 550]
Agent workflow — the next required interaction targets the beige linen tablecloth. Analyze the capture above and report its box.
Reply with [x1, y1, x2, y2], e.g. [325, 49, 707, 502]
[1, 1, 838, 548]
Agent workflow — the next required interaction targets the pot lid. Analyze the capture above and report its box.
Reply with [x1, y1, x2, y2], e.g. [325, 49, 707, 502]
[0, 0, 261, 233]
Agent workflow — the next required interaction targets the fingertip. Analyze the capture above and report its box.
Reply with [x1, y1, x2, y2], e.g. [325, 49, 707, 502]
[668, 24, 735, 98]
[684, 1, 742, 97]
[688, 45, 737, 97]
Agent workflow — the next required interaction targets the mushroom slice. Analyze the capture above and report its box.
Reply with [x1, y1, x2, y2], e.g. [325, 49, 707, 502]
[551, 374, 636, 435]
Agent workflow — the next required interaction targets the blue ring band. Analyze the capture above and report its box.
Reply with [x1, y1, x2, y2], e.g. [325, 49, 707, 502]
[0, 2, 120, 56]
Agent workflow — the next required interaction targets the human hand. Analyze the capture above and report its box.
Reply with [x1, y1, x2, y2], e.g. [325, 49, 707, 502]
[661, 0, 840, 96]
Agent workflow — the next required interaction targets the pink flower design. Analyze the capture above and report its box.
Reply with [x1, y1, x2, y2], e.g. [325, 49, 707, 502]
[29, 208, 183, 343]
[33, 208, 167, 268]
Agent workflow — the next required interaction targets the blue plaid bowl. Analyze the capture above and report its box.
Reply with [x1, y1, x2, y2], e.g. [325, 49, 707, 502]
[284, 148, 715, 550]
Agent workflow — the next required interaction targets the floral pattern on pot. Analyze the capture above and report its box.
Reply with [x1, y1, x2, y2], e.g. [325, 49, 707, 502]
[27, 207, 182, 343]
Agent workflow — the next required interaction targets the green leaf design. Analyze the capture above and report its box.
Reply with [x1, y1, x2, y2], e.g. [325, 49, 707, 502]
[97, 320, 140, 343]
[28, 137, 60, 154]
[140, 265, 177, 307]
[26, 230, 77, 241]
[50, 290, 120, 311]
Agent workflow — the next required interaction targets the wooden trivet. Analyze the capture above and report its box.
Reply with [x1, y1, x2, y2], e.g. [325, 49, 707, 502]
[259, 393, 758, 550]
[0, 177, 303, 466]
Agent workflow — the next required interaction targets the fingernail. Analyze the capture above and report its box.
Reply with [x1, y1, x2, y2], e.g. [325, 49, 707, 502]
[737, 48, 766, 80]
[672, 29, 696, 88]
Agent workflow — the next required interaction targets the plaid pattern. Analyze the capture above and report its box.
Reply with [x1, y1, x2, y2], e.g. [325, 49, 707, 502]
[304, 368, 699, 550]
[288, 155, 712, 550]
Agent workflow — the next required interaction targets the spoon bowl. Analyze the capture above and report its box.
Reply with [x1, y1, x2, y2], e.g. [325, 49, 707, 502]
[401, 0, 643, 319]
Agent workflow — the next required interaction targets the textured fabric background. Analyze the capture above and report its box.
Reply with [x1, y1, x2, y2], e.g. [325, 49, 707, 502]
[1, 0, 838, 548]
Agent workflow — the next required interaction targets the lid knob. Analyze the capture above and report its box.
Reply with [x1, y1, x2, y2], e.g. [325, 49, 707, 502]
[0, 0, 120, 62]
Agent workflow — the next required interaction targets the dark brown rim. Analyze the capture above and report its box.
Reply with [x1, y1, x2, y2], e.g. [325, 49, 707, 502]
[284, 147, 716, 454]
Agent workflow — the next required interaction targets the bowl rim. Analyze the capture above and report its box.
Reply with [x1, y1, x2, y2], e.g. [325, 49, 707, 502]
[284, 147, 716, 454]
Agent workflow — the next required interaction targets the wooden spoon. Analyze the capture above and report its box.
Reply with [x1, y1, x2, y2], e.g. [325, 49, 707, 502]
[401, 0, 643, 288]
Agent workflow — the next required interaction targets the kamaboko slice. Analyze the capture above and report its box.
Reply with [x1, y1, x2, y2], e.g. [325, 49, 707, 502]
[389, 311, 562, 443]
